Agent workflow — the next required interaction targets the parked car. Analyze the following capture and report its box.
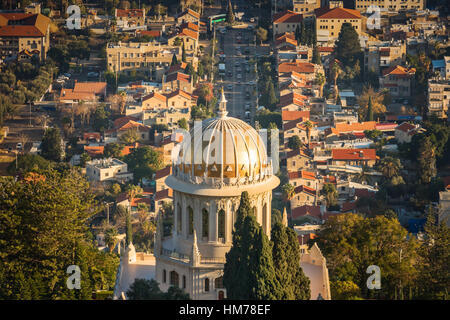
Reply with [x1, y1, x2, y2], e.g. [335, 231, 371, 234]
[227, 84, 233, 90]
[16, 143, 22, 150]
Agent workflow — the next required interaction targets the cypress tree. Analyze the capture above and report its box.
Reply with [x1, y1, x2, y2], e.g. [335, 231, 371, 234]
[334, 23, 362, 68]
[126, 210, 133, 245]
[224, 192, 283, 300]
[312, 45, 321, 65]
[170, 53, 178, 66]
[182, 43, 187, 62]
[285, 227, 311, 299]
[271, 223, 311, 300]
[300, 20, 306, 45]
[226, 0, 234, 24]
[367, 96, 374, 121]
[271, 223, 295, 299]
[295, 25, 301, 43]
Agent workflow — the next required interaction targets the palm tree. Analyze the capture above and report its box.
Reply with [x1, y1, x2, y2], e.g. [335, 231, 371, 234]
[378, 156, 402, 180]
[137, 203, 149, 224]
[331, 61, 341, 97]
[321, 183, 338, 208]
[104, 227, 119, 252]
[303, 120, 313, 146]
[282, 183, 296, 202]
[315, 72, 326, 98]
[126, 184, 143, 211]
[355, 165, 371, 184]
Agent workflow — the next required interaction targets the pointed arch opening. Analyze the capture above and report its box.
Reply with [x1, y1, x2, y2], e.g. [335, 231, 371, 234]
[202, 208, 209, 239]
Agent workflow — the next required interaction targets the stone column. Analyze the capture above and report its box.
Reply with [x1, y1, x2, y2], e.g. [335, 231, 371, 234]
[210, 200, 217, 242]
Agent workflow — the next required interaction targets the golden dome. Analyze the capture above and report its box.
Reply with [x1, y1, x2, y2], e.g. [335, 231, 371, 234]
[172, 90, 274, 187]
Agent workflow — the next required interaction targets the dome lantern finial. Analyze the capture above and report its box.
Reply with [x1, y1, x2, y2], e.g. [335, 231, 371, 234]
[218, 87, 228, 118]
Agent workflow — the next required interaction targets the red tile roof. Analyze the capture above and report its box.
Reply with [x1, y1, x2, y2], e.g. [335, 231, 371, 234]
[291, 205, 321, 220]
[73, 82, 107, 95]
[155, 166, 172, 180]
[294, 184, 317, 196]
[0, 13, 50, 37]
[115, 9, 145, 18]
[331, 149, 376, 161]
[273, 10, 303, 23]
[180, 22, 199, 32]
[137, 30, 161, 37]
[340, 201, 357, 213]
[178, 8, 200, 19]
[396, 122, 416, 133]
[84, 145, 104, 157]
[165, 72, 191, 83]
[382, 65, 416, 77]
[155, 188, 173, 201]
[315, 7, 362, 19]
[287, 148, 311, 159]
[282, 110, 310, 122]
[279, 62, 315, 74]
[288, 170, 316, 180]
[164, 89, 193, 101]
[114, 116, 139, 128]
[142, 92, 167, 104]
[166, 62, 188, 75]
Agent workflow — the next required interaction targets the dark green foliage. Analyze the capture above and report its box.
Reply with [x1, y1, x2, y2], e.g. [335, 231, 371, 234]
[271, 223, 310, 299]
[123, 146, 164, 183]
[126, 278, 190, 300]
[255, 110, 282, 128]
[7, 154, 52, 175]
[287, 135, 302, 150]
[104, 143, 124, 158]
[312, 45, 321, 65]
[41, 127, 63, 161]
[126, 210, 133, 246]
[334, 23, 362, 68]
[0, 169, 119, 299]
[171, 54, 178, 66]
[417, 207, 450, 299]
[367, 96, 374, 121]
[92, 104, 110, 133]
[418, 136, 437, 184]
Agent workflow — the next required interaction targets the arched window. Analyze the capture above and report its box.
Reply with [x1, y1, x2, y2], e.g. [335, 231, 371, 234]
[205, 278, 210, 292]
[177, 203, 182, 233]
[183, 275, 186, 289]
[163, 269, 166, 283]
[202, 208, 209, 238]
[215, 276, 224, 289]
[188, 206, 193, 235]
[170, 271, 179, 287]
[218, 210, 225, 239]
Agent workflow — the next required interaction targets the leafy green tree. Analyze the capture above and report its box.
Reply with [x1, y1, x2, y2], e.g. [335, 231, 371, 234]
[92, 105, 110, 133]
[282, 183, 295, 202]
[120, 128, 141, 144]
[418, 136, 437, 184]
[0, 169, 119, 299]
[321, 183, 338, 208]
[177, 118, 188, 130]
[331, 280, 362, 300]
[334, 23, 362, 68]
[77, 152, 90, 167]
[104, 143, 124, 158]
[417, 207, 450, 299]
[378, 156, 402, 180]
[104, 227, 119, 252]
[124, 147, 164, 183]
[7, 154, 52, 176]
[313, 213, 419, 299]
[41, 127, 63, 161]
[256, 27, 268, 45]
[181, 43, 187, 62]
[126, 278, 190, 300]
[288, 135, 302, 151]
